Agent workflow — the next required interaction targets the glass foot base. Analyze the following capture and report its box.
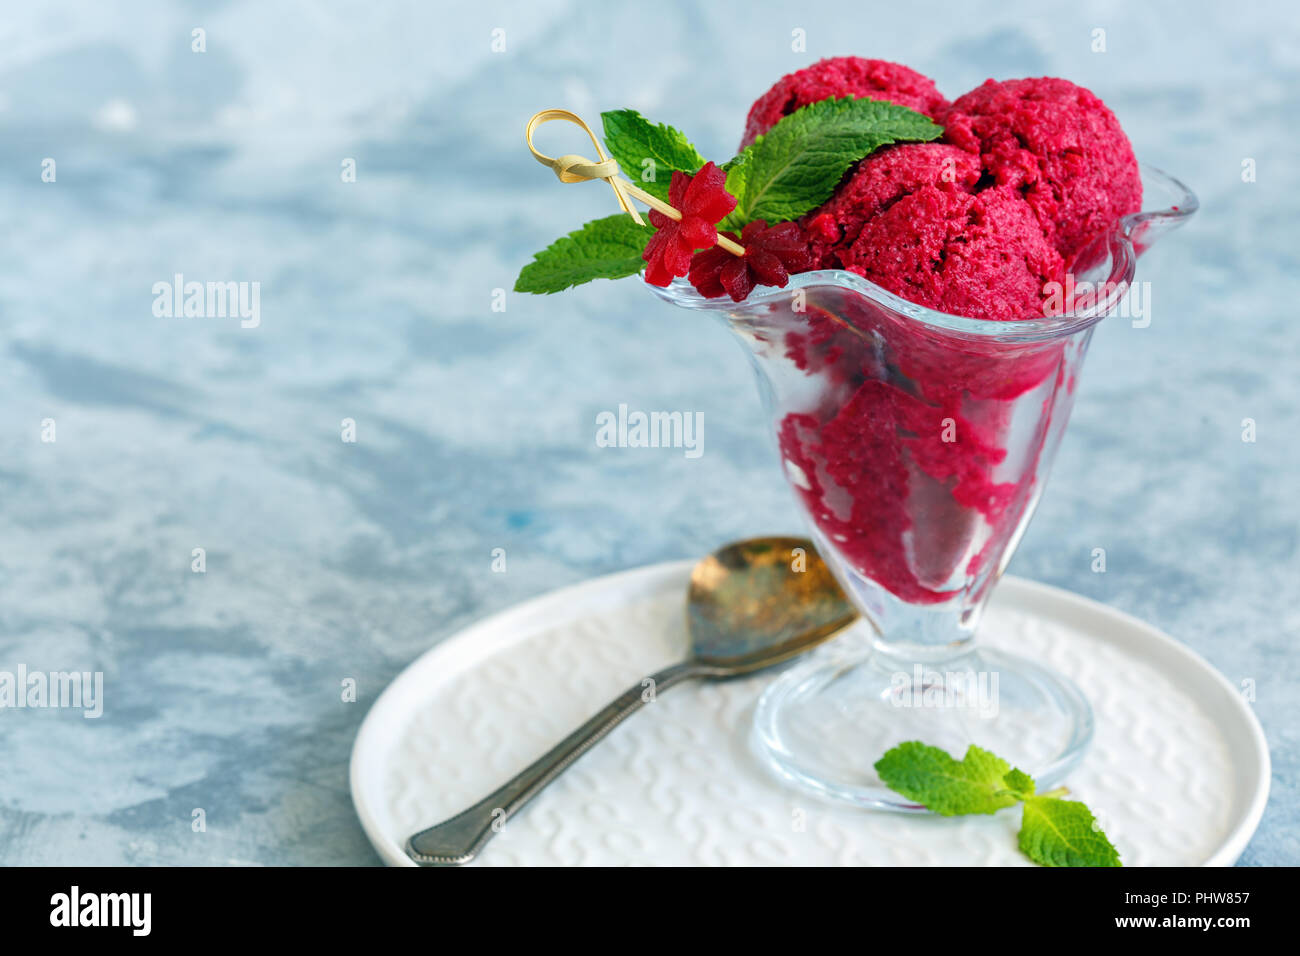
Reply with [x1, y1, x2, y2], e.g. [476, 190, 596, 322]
[752, 645, 1094, 811]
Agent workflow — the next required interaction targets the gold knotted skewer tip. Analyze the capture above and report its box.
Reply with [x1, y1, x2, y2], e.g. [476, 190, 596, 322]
[525, 109, 745, 257]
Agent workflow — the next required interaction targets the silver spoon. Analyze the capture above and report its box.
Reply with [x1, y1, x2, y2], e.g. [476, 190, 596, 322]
[405, 536, 856, 865]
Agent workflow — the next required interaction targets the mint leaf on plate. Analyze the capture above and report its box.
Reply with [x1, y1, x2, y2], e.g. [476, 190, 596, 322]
[720, 97, 942, 229]
[600, 109, 707, 203]
[873, 742, 1021, 817]
[515, 214, 649, 294]
[1019, 796, 1122, 867]
[876, 740, 1122, 866]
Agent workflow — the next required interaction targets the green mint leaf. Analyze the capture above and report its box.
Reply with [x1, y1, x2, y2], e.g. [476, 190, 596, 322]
[600, 109, 707, 203]
[514, 214, 649, 294]
[1002, 767, 1036, 799]
[720, 97, 942, 229]
[873, 742, 1021, 817]
[1019, 796, 1122, 867]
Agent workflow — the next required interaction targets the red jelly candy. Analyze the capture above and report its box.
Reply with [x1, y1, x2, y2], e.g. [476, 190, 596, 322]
[687, 220, 814, 302]
[642, 162, 736, 287]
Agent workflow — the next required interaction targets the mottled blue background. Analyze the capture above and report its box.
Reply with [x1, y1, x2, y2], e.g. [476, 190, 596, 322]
[0, 0, 1294, 865]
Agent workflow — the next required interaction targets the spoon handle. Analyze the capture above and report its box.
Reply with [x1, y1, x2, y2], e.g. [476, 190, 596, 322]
[405, 659, 699, 865]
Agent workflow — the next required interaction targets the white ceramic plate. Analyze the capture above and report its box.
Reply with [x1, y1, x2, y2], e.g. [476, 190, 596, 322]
[350, 564, 1269, 866]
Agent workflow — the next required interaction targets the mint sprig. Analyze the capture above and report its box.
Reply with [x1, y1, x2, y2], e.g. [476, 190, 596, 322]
[720, 97, 942, 229]
[875, 741, 1121, 867]
[600, 109, 707, 203]
[514, 214, 651, 294]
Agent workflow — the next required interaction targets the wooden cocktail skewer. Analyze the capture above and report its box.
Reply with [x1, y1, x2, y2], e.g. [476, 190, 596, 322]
[525, 109, 746, 257]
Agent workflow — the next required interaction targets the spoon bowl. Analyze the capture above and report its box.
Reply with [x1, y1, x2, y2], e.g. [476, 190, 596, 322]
[687, 536, 857, 673]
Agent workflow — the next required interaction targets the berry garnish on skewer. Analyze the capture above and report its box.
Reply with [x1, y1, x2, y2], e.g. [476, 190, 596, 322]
[515, 101, 942, 301]
[688, 220, 815, 302]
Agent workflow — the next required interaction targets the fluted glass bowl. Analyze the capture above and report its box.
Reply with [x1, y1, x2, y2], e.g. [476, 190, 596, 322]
[646, 165, 1197, 809]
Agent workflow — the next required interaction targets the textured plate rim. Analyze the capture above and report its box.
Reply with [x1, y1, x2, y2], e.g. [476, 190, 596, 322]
[349, 564, 1270, 867]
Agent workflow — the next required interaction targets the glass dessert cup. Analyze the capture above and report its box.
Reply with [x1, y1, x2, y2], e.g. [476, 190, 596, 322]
[647, 165, 1197, 810]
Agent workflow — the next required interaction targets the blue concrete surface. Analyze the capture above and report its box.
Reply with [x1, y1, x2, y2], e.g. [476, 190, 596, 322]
[0, 0, 1294, 865]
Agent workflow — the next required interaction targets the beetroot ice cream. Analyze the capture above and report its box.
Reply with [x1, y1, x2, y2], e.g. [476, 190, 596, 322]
[943, 77, 1142, 262]
[730, 63, 1142, 605]
[803, 144, 1065, 319]
[803, 142, 981, 266]
[744, 67, 1140, 319]
[774, 294, 1075, 604]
